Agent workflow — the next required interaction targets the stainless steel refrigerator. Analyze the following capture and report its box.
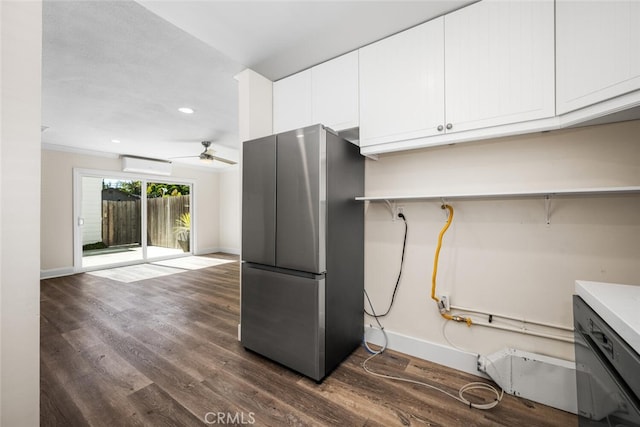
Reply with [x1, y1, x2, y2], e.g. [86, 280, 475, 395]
[241, 124, 364, 381]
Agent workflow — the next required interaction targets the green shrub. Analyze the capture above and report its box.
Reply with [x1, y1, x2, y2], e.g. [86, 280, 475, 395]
[82, 241, 107, 250]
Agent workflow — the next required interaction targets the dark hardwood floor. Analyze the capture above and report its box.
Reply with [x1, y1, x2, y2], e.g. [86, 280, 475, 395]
[41, 254, 577, 426]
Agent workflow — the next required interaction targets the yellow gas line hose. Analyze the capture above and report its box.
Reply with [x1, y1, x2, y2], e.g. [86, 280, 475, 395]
[431, 204, 472, 326]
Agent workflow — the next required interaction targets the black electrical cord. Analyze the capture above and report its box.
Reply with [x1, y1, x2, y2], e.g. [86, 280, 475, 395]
[364, 289, 385, 330]
[363, 288, 387, 354]
[365, 212, 407, 318]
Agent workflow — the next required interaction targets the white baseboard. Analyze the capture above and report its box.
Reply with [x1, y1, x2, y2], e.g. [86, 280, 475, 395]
[216, 247, 240, 255]
[40, 267, 75, 279]
[364, 325, 488, 379]
[194, 247, 217, 255]
[195, 247, 240, 256]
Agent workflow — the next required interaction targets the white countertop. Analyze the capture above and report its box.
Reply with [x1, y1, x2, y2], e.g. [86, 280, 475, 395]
[575, 280, 640, 355]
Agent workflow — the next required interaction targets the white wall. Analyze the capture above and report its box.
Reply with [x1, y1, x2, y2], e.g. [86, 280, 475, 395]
[0, 1, 42, 425]
[41, 149, 222, 274]
[218, 167, 240, 254]
[364, 120, 640, 362]
[236, 69, 273, 143]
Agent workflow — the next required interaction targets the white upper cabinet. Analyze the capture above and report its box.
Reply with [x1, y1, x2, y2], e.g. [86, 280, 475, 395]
[273, 69, 312, 134]
[444, 0, 555, 133]
[359, 17, 445, 146]
[311, 51, 359, 131]
[556, 1, 640, 115]
[359, 1, 555, 149]
[273, 0, 640, 154]
[273, 51, 359, 134]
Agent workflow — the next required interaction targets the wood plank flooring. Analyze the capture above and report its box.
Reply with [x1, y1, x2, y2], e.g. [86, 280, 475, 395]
[41, 254, 577, 426]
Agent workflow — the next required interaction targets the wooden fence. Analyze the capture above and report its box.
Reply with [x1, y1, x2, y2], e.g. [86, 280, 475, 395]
[146, 195, 190, 249]
[102, 200, 141, 246]
[102, 195, 190, 249]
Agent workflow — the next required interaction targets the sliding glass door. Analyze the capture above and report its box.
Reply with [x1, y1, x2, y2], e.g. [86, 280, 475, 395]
[146, 182, 191, 259]
[81, 177, 143, 268]
[75, 170, 192, 271]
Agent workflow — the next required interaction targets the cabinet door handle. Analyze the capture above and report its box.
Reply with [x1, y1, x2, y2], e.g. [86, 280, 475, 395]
[437, 125, 444, 132]
[446, 123, 453, 130]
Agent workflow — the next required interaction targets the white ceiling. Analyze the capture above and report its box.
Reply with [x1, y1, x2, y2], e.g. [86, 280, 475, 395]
[42, 0, 474, 169]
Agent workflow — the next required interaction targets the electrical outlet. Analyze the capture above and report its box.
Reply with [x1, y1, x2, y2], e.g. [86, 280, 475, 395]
[396, 206, 404, 218]
[441, 295, 451, 312]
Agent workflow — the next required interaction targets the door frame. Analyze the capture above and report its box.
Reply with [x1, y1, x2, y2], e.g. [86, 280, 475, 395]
[72, 168, 196, 273]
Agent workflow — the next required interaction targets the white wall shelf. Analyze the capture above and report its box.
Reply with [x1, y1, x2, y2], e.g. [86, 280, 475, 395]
[356, 186, 640, 224]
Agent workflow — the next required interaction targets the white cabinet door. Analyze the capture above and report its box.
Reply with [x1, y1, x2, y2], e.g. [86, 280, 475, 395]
[444, 0, 555, 133]
[359, 17, 445, 147]
[273, 69, 312, 133]
[312, 51, 359, 131]
[556, 1, 640, 115]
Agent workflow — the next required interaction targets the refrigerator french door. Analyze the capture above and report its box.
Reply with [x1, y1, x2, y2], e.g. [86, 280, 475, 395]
[241, 124, 364, 381]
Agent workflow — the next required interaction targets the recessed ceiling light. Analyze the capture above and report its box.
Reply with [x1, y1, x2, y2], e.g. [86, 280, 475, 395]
[178, 107, 195, 114]
[111, 139, 121, 143]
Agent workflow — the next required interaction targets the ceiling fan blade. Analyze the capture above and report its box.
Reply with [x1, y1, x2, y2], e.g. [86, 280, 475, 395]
[213, 156, 237, 165]
[171, 140, 236, 165]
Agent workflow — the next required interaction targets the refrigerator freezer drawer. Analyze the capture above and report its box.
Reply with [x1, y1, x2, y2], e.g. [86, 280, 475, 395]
[241, 264, 325, 380]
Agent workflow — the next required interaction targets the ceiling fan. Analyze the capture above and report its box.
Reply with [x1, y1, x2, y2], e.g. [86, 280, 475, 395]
[172, 141, 237, 165]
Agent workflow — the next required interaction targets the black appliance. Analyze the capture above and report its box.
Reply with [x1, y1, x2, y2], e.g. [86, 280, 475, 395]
[574, 295, 640, 426]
